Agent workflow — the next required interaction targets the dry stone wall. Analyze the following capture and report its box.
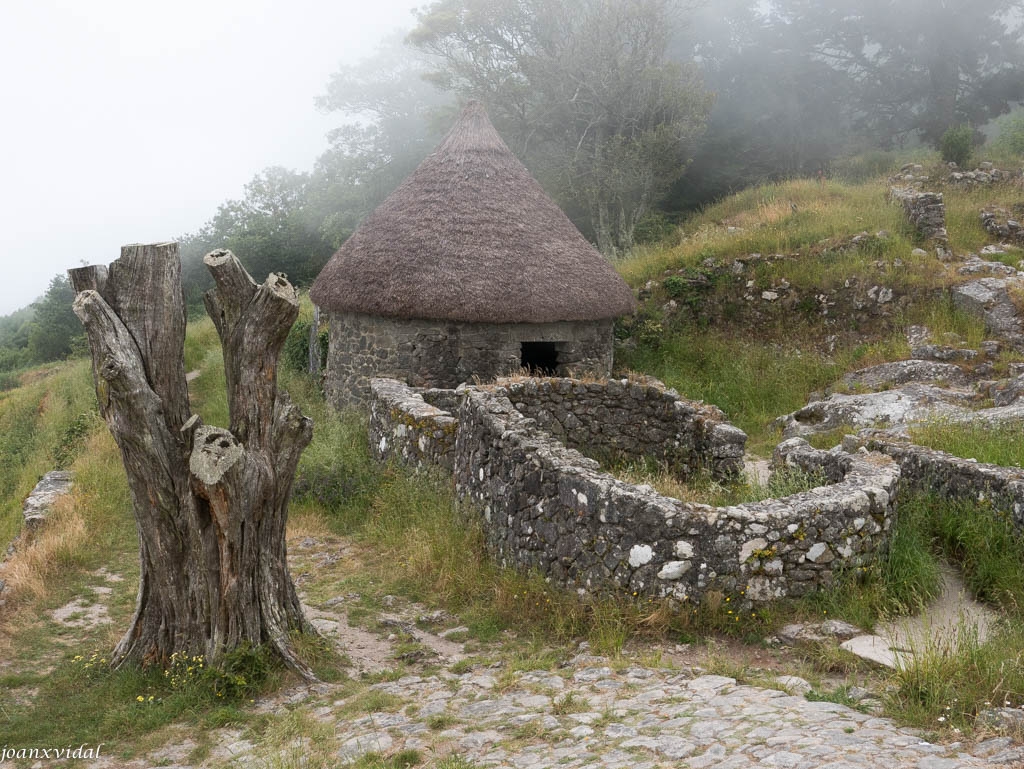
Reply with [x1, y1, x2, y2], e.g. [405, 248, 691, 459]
[889, 187, 948, 243]
[369, 378, 901, 605]
[369, 378, 458, 472]
[497, 377, 746, 480]
[856, 432, 1024, 529]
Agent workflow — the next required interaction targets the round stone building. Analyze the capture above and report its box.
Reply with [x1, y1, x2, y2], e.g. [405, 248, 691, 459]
[310, 101, 637, 408]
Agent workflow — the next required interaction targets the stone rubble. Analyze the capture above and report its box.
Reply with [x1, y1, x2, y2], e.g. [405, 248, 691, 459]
[981, 206, 1024, 247]
[948, 164, 1020, 188]
[951, 276, 1024, 352]
[774, 384, 974, 439]
[22, 470, 73, 530]
[776, 271, 1024, 439]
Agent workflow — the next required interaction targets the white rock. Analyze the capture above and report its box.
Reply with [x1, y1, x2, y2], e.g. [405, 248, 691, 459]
[806, 542, 833, 563]
[628, 544, 654, 567]
[739, 538, 769, 563]
[657, 561, 691, 580]
[674, 540, 694, 559]
[775, 675, 812, 695]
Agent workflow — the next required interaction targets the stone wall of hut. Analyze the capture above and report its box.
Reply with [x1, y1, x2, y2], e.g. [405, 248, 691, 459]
[324, 311, 615, 408]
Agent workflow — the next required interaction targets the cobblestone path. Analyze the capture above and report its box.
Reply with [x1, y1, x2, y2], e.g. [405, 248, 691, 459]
[197, 655, 1022, 768]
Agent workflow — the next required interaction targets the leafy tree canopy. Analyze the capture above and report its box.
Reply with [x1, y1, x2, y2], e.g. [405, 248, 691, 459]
[410, 0, 714, 255]
[769, 0, 1024, 147]
[27, 275, 82, 364]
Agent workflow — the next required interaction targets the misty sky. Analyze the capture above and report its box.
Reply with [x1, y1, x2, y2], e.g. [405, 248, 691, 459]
[0, 0, 422, 315]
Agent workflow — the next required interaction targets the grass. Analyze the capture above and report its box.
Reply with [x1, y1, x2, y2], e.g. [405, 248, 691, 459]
[339, 690, 405, 716]
[617, 291, 993, 454]
[799, 492, 943, 630]
[886, 622, 1024, 732]
[618, 161, 1024, 289]
[613, 161, 1022, 454]
[911, 419, 1024, 468]
[0, 644, 276, 755]
[618, 178, 915, 286]
[612, 462, 827, 506]
[550, 691, 589, 715]
[824, 492, 1024, 733]
[927, 496, 1024, 611]
[0, 360, 97, 547]
[616, 324, 903, 453]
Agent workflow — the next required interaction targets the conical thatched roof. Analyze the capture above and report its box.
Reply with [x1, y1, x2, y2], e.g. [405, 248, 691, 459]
[310, 101, 636, 324]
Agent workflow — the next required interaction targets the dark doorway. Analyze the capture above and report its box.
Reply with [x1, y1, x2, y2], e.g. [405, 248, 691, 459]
[521, 341, 559, 375]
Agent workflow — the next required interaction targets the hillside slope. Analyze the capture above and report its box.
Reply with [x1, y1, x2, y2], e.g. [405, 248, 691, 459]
[615, 166, 1024, 452]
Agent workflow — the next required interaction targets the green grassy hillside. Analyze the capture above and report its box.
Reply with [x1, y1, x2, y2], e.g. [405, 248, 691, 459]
[614, 166, 1023, 451]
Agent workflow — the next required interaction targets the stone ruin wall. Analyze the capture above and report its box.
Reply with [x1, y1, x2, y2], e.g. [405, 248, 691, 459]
[369, 377, 900, 605]
[855, 432, 1024, 530]
[496, 377, 746, 480]
[889, 187, 948, 244]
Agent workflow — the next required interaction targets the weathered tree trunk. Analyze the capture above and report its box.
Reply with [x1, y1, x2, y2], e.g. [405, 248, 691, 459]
[69, 243, 316, 677]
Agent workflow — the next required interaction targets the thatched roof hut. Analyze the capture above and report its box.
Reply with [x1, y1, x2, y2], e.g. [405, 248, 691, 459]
[311, 101, 637, 407]
[310, 101, 635, 323]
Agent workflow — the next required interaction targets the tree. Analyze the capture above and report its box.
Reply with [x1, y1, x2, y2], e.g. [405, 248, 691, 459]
[179, 167, 336, 312]
[28, 275, 83, 363]
[665, 0, 853, 210]
[315, 33, 453, 247]
[69, 243, 317, 676]
[770, 0, 1024, 147]
[178, 40, 453, 315]
[410, 0, 713, 255]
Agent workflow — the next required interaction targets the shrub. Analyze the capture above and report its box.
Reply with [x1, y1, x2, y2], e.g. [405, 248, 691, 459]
[633, 212, 680, 246]
[939, 125, 974, 168]
[662, 275, 686, 298]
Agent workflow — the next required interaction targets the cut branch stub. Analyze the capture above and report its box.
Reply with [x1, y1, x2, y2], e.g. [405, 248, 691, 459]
[72, 243, 190, 433]
[204, 249, 257, 334]
[68, 264, 108, 295]
[203, 249, 300, 448]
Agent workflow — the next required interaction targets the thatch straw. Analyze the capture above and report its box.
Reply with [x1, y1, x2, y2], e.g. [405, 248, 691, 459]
[310, 101, 636, 323]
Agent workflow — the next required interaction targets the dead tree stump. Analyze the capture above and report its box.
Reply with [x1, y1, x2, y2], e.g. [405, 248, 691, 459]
[69, 242, 316, 677]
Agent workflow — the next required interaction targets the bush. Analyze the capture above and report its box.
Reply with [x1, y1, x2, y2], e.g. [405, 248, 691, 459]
[633, 212, 680, 246]
[662, 275, 687, 298]
[939, 125, 974, 168]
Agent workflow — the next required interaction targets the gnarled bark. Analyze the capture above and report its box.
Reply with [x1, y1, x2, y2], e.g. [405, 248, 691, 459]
[70, 243, 316, 678]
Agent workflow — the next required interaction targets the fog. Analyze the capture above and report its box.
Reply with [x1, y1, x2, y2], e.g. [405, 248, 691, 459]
[2, 0, 1022, 319]
[0, 0, 420, 315]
